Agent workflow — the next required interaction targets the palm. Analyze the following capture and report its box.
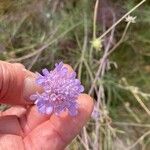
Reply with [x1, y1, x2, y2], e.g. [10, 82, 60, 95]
[0, 94, 93, 150]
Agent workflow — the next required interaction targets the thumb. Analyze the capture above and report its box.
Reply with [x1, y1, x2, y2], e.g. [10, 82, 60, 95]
[0, 61, 41, 105]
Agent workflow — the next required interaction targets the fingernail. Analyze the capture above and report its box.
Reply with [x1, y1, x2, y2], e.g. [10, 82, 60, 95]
[23, 77, 37, 102]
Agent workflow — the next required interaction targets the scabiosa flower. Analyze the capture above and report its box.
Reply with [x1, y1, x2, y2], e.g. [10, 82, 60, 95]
[30, 62, 84, 116]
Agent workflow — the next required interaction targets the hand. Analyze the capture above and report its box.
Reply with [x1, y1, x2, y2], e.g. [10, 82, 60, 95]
[0, 61, 93, 150]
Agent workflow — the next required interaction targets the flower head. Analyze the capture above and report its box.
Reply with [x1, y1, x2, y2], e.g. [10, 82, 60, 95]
[91, 38, 103, 50]
[125, 15, 136, 23]
[30, 62, 84, 116]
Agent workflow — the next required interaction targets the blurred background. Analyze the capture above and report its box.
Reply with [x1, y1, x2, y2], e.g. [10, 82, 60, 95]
[0, 0, 150, 149]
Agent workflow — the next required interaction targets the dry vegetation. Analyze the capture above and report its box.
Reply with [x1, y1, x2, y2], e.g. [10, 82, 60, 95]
[0, 0, 150, 149]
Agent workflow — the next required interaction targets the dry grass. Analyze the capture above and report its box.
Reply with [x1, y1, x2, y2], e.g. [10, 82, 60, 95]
[0, 0, 150, 149]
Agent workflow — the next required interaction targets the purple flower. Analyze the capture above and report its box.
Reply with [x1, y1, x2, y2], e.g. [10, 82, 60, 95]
[30, 62, 84, 116]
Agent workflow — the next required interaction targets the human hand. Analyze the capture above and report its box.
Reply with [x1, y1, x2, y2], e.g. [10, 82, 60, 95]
[0, 61, 93, 150]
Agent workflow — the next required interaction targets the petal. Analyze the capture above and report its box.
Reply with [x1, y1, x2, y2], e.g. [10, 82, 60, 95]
[68, 106, 78, 116]
[30, 94, 38, 100]
[36, 100, 44, 107]
[42, 69, 50, 76]
[68, 102, 78, 116]
[69, 72, 76, 79]
[55, 62, 63, 71]
[54, 105, 65, 115]
[36, 78, 45, 85]
[79, 85, 84, 92]
[61, 67, 68, 76]
[38, 105, 46, 114]
[45, 106, 53, 114]
[74, 79, 80, 85]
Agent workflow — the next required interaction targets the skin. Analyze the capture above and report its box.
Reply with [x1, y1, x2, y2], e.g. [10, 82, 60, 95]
[0, 61, 94, 150]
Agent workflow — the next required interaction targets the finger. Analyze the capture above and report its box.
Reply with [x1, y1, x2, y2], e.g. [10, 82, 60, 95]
[0, 115, 23, 136]
[19, 64, 75, 134]
[0, 134, 24, 150]
[12, 63, 25, 69]
[23, 94, 94, 150]
[0, 61, 41, 105]
[0, 106, 27, 136]
[19, 106, 50, 134]
[1, 106, 27, 117]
